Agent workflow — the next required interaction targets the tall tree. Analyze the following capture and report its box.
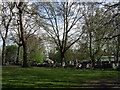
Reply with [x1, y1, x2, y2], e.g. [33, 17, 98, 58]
[99, 1, 120, 66]
[106, 1, 120, 65]
[0, 2, 15, 65]
[36, 2, 85, 66]
[14, 2, 40, 67]
[83, 4, 114, 67]
[10, 15, 22, 64]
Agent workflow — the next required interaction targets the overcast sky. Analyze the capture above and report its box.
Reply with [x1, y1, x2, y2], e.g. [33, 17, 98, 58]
[0, 0, 119, 2]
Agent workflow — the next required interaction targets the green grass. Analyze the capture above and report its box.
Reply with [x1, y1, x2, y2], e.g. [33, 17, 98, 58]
[2, 65, 120, 88]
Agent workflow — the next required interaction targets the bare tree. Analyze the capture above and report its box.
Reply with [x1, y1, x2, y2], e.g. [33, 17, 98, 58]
[0, 2, 15, 65]
[13, 2, 40, 67]
[36, 2, 86, 66]
[10, 17, 22, 64]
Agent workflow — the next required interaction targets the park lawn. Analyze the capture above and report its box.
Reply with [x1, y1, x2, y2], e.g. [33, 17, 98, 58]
[2, 65, 120, 88]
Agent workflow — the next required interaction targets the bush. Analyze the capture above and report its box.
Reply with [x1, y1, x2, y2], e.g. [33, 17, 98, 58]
[102, 63, 112, 69]
[117, 66, 120, 71]
[5, 45, 18, 63]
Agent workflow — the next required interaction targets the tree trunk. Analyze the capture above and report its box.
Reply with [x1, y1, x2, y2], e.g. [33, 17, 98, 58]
[60, 52, 65, 67]
[89, 32, 95, 68]
[115, 48, 119, 66]
[22, 43, 29, 67]
[18, 2, 29, 67]
[2, 39, 6, 65]
[16, 45, 21, 64]
[91, 57, 95, 68]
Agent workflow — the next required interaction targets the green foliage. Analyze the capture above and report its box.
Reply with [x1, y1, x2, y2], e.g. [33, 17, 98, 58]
[49, 51, 61, 63]
[76, 43, 90, 60]
[49, 49, 80, 63]
[34, 51, 44, 63]
[101, 56, 114, 59]
[64, 49, 75, 61]
[28, 49, 44, 63]
[49, 48, 89, 63]
[83, 7, 115, 62]
[5, 45, 18, 62]
[26, 35, 44, 63]
[17, 46, 44, 63]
